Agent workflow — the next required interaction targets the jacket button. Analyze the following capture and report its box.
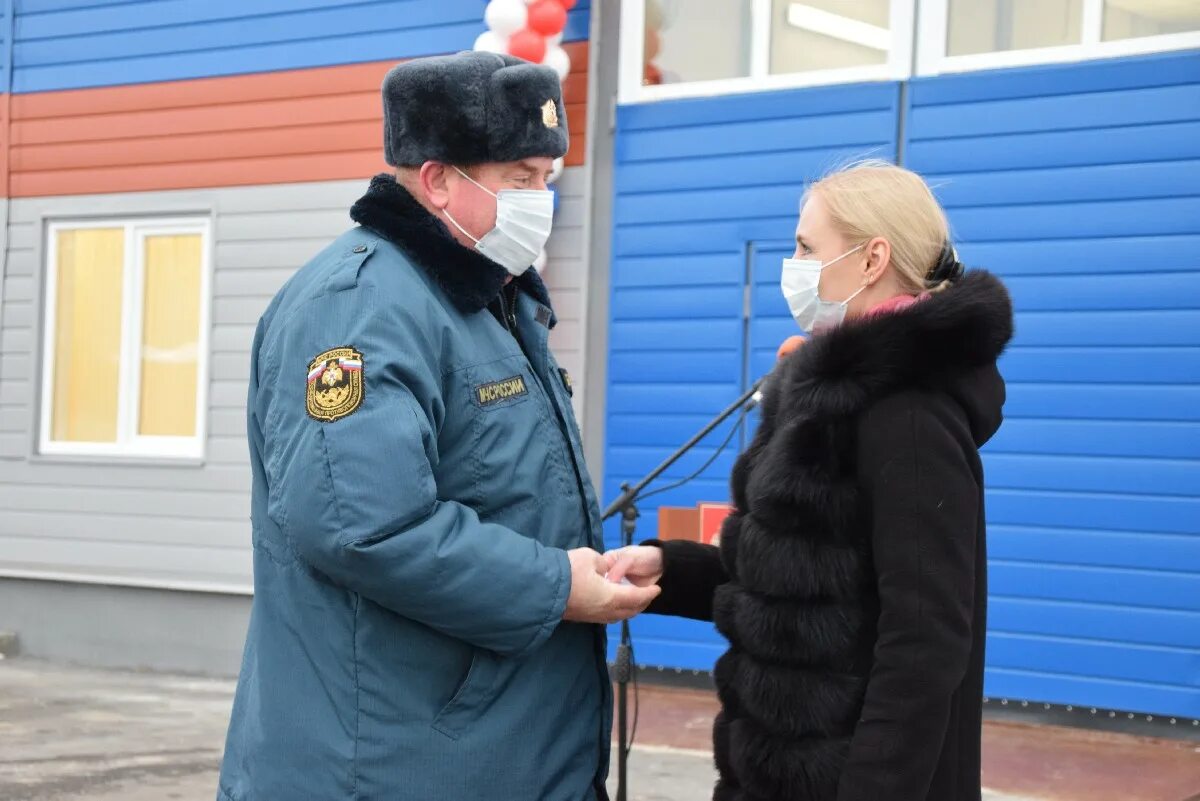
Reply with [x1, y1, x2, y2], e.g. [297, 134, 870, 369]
[352, 245, 368, 253]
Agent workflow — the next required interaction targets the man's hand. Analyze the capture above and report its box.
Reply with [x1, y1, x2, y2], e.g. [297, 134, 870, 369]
[602, 546, 664, 588]
[564, 548, 661, 624]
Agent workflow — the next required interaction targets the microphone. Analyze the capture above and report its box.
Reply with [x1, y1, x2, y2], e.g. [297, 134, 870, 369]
[748, 336, 808, 408]
[777, 335, 807, 360]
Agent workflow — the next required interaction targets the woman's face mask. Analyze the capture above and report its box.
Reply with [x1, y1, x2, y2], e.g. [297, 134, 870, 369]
[442, 166, 554, 276]
[780, 243, 866, 334]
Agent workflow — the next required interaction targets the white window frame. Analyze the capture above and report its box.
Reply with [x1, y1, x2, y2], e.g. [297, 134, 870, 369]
[618, 0, 916, 104]
[917, 0, 1200, 76]
[39, 217, 213, 461]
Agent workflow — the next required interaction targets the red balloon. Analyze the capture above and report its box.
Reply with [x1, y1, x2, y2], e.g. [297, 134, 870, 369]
[558, 0, 578, 9]
[528, 0, 567, 35]
[508, 28, 547, 63]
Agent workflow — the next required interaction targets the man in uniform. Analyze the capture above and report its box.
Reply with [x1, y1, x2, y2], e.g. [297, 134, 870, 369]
[216, 51, 659, 801]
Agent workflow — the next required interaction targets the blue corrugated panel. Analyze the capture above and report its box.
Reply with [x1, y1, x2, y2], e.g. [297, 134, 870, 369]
[0, 0, 12, 93]
[605, 50, 1200, 718]
[906, 49, 1200, 718]
[13, 0, 590, 93]
[605, 81, 901, 669]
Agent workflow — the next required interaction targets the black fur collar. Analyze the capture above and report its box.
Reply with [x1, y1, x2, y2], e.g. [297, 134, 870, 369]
[764, 270, 1014, 426]
[349, 173, 556, 326]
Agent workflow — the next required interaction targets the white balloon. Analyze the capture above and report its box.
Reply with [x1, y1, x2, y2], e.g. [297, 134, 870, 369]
[473, 30, 508, 53]
[542, 45, 571, 80]
[549, 157, 565, 184]
[547, 32, 564, 46]
[533, 248, 548, 273]
[484, 0, 527, 37]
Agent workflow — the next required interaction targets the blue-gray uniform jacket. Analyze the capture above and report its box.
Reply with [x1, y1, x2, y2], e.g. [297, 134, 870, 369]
[217, 175, 611, 801]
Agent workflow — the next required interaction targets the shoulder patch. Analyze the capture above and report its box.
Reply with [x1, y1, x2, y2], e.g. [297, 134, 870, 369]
[307, 347, 364, 422]
[475, 375, 528, 407]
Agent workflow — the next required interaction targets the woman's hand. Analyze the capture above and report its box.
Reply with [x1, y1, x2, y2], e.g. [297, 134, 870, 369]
[603, 546, 664, 588]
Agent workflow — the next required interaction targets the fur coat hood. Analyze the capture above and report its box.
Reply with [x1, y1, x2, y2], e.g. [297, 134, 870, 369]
[762, 270, 1013, 447]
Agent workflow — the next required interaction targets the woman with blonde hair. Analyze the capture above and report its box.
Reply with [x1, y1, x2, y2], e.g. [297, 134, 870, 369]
[607, 161, 1014, 801]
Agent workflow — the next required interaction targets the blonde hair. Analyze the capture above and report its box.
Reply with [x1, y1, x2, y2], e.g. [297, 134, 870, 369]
[806, 159, 954, 294]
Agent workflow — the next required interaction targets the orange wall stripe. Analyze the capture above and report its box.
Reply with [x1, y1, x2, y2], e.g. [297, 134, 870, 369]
[12, 42, 589, 198]
[0, 93, 9, 199]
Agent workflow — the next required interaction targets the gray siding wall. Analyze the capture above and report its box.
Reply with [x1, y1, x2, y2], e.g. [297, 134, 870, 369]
[0, 577, 251, 675]
[0, 168, 591, 592]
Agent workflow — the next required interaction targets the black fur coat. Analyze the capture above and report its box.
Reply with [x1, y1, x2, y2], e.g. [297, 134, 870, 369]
[647, 271, 1014, 801]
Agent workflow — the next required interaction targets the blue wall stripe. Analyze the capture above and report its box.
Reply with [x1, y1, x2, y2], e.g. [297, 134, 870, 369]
[990, 561, 1200, 611]
[612, 286, 744, 321]
[909, 49, 1200, 105]
[909, 83, 1200, 140]
[930, 160, 1200, 207]
[611, 253, 744, 288]
[908, 120, 1200, 174]
[990, 526, 1200, 573]
[12, 0, 590, 92]
[961, 235, 1200, 276]
[1002, 274, 1200, 311]
[613, 182, 810, 225]
[987, 419, 1200, 459]
[617, 80, 897, 131]
[988, 597, 1198, 650]
[1000, 348, 1200, 383]
[983, 453, 1200, 496]
[1010, 310, 1200, 346]
[606, 411, 751, 447]
[948, 197, 1200, 241]
[987, 489, 1198, 536]
[19, 0, 369, 39]
[606, 447, 740, 484]
[1003, 383, 1200, 420]
[615, 146, 896, 195]
[984, 669, 1200, 718]
[988, 632, 1200, 689]
[614, 218, 799, 257]
[1, 0, 12, 93]
[618, 111, 895, 162]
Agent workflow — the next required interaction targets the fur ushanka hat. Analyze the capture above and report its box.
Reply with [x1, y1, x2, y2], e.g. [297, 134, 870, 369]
[382, 51, 569, 167]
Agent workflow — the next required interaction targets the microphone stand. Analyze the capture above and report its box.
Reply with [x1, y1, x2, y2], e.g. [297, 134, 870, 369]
[602, 377, 764, 801]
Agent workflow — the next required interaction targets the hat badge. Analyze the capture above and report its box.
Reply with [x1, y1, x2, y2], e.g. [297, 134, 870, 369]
[541, 99, 559, 129]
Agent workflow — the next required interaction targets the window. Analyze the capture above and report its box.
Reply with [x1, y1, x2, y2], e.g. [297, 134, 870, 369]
[920, 0, 1200, 74]
[770, 0, 893, 73]
[620, 0, 915, 102]
[644, 0, 753, 85]
[947, 0, 1083, 56]
[40, 218, 212, 459]
[1103, 0, 1200, 41]
[619, 0, 1200, 101]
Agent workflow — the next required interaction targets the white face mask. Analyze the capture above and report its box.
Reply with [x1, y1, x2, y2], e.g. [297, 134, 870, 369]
[780, 243, 866, 334]
[442, 167, 554, 276]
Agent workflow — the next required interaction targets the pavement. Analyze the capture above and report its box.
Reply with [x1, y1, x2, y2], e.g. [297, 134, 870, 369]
[0, 658, 1196, 801]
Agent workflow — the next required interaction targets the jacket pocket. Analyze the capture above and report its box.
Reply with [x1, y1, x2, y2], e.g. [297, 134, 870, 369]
[432, 648, 501, 740]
